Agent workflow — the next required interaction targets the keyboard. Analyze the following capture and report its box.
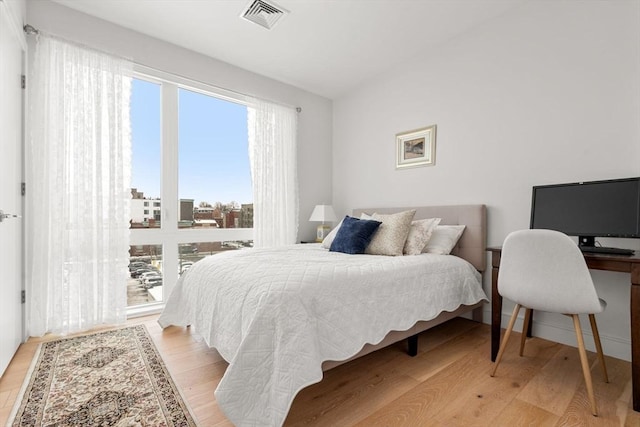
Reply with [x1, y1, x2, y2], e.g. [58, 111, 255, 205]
[579, 246, 635, 256]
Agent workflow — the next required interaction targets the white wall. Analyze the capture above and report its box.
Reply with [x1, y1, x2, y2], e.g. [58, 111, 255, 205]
[26, 0, 333, 243]
[333, 1, 640, 361]
[4, 0, 26, 30]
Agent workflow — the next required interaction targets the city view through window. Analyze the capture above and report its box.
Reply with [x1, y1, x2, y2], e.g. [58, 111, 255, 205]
[128, 77, 253, 307]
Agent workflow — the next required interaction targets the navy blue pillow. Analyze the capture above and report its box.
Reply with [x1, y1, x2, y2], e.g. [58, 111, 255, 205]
[330, 216, 382, 254]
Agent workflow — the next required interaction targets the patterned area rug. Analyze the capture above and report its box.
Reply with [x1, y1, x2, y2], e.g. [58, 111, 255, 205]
[9, 325, 197, 426]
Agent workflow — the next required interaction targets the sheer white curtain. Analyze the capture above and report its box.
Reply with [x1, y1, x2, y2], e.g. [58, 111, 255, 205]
[247, 99, 299, 247]
[26, 34, 132, 336]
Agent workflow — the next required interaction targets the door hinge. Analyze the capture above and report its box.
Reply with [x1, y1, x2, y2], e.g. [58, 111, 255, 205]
[21, 182, 25, 196]
[21, 290, 25, 304]
[21, 75, 25, 89]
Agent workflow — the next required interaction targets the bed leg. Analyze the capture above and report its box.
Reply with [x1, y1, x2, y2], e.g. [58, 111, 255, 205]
[408, 334, 418, 357]
[472, 306, 483, 323]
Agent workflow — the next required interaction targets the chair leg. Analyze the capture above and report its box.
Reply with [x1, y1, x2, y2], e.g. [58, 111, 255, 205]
[588, 313, 609, 383]
[491, 303, 521, 377]
[572, 314, 598, 416]
[520, 308, 532, 357]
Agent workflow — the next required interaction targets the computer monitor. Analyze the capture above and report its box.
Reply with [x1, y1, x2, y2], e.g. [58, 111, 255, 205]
[530, 177, 640, 254]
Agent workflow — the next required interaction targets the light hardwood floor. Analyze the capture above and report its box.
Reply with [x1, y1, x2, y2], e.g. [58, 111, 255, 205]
[1, 316, 638, 426]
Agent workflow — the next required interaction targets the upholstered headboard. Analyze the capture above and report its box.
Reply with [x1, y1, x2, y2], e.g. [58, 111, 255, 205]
[352, 204, 487, 272]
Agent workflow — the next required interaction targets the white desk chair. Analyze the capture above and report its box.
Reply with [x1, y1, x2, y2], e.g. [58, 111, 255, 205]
[490, 229, 608, 416]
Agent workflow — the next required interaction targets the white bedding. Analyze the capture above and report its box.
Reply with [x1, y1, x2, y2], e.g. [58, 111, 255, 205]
[158, 244, 488, 426]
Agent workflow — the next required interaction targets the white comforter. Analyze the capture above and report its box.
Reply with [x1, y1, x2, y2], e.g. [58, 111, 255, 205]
[158, 244, 487, 426]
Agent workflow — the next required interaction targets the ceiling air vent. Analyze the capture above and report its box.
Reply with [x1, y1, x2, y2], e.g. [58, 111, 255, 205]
[241, 0, 289, 30]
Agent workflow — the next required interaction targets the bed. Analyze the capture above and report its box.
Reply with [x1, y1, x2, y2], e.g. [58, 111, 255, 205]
[158, 204, 488, 426]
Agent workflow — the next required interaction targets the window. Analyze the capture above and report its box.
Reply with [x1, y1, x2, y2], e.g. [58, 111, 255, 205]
[177, 88, 251, 230]
[128, 70, 253, 310]
[128, 244, 163, 306]
[130, 79, 161, 230]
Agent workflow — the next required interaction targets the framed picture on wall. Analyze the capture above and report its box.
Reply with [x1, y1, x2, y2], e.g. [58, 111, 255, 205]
[395, 124, 437, 169]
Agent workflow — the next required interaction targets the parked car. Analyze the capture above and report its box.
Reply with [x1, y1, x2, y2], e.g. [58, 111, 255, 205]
[129, 261, 148, 270]
[131, 268, 154, 278]
[131, 269, 148, 278]
[140, 271, 162, 280]
[140, 271, 162, 282]
[130, 261, 147, 267]
[144, 277, 163, 289]
[140, 271, 160, 279]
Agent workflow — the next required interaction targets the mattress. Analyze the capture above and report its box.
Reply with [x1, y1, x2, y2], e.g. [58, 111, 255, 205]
[158, 243, 488, 426]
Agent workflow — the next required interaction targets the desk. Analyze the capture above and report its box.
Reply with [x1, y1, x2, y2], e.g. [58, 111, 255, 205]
[488, 247, 640, 412]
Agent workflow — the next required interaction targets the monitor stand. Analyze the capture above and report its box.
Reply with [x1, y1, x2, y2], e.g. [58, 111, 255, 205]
[578, 236, 635, 256]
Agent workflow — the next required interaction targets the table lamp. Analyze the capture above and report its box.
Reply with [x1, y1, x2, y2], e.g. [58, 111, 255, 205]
[309, 205, 337, 242]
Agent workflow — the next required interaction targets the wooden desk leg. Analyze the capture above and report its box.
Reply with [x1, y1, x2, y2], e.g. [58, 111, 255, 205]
[491, 265, 502, 362]
[631, 265, 640, 411]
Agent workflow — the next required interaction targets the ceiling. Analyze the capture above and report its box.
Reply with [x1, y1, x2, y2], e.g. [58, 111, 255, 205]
[51, 0, 525, 99]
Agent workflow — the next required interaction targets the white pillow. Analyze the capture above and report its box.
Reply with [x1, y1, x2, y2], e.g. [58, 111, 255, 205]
[365, 210, 416, 256]
[404, 218, 441, 255]
[321, 218, 344, 249]
[423, 225, 466, 255]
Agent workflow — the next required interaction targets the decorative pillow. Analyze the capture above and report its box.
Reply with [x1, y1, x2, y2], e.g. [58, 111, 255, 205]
[365, 210, 417, 256]
[423, 225, 466, 255]
[321, 218, 344, 249]
[403, 218, 442, 255]
[330, 216, 382, 254]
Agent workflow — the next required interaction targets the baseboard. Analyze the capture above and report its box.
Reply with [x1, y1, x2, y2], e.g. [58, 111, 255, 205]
[127, 302, 164, 319]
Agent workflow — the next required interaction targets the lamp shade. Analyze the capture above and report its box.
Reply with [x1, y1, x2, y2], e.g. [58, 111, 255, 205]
[309, 205, 337, 223]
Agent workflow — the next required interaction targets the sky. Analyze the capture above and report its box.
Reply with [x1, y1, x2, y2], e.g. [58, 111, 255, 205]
[130, 78, 252, 206]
